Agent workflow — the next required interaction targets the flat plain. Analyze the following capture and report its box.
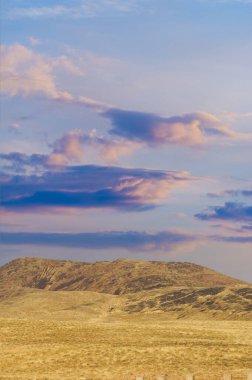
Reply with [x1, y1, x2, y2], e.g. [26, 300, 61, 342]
[1, 316, 252, 380]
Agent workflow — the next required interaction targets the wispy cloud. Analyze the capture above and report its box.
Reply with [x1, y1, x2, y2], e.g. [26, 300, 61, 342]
[1, 229, 251, 252]
[5, 0, 142, 20]
[0, 165, 194, 212]
[207, 188, 252, 199]
[224, 190, 252, 198]
[0, 230, 196, 252]
[199, 0, 252, 4]
[0, 44, 108, 111]
[5, 0, 252, 21]
[9, 6, 69, 19]
[214, 235, 252, 243]
[195, 201, 252, 232]
[1, 44, 76, 99]
[0, 152, 48, 173]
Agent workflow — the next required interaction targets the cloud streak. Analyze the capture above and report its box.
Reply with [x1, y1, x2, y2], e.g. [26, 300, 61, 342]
[196, 201, 252, 233]
[0, 230, 195, 251]
[0, 152, 48, 173]
[214, 235, 252, 243]
[6, 1, 141, 20]
[1, 229, 251, 252]
[225, 190, 252, 198]
[196, 202, 252, 222]
[207, 189, 252, 199]
[0, 165, 194, 212]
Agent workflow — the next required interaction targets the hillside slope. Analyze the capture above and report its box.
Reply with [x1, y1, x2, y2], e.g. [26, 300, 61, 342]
[0, 258, 251, 320]
[0, 257, 245, 295]
[0, 287, 120, 321]
[0, 285, 251, 321]
[123, 285, 252, 320]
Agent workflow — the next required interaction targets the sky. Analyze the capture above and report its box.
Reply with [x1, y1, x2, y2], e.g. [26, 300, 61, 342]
[0, 0, 252, 282]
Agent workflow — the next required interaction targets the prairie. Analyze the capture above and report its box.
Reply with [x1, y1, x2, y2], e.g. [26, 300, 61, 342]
[0, 299, 252, 379]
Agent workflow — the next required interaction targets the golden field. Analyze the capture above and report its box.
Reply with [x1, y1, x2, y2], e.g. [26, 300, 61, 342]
[1, 311, 252, 379]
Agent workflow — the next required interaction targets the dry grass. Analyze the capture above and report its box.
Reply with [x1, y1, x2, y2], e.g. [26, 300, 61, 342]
[0, 288, 121, 321]
[0, 315, 251, 380]
[0, 258, 251, 379]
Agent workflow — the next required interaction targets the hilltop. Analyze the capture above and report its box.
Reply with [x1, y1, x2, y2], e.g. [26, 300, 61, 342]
[0, 257, 244, 294]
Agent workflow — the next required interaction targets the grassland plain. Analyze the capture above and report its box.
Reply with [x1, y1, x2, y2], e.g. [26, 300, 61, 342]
[0, 315, 252, 379]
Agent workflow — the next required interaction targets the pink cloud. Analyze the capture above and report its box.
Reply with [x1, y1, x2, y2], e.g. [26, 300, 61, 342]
[9, 123, 21, 131]
[1, 44, 59, 98]
[85, 130, 141, 162]
[46, 129, 141, 166]
[0, 43, 108, 111]
[106, 109, 245, 147]
[115, 171, 193, 203]
[47, 130, 84, 166]
[1, 43, 249, 157]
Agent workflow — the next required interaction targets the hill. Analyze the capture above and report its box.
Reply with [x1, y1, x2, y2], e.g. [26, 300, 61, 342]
[0, 257, 244, 294]
[0, 258, 251, 379]
[0, 257, 251, 320]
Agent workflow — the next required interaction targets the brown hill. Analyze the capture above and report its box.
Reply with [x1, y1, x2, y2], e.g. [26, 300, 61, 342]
[0, 257, 245, 295]
[0, 258, 251, 320]
[0, 259, 251, 380]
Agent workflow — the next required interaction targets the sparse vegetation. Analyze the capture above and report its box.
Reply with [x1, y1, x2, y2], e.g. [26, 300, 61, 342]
[0, 257, 244, 294]
[0, 316, 252, 379]
[0, 258, 251, 379]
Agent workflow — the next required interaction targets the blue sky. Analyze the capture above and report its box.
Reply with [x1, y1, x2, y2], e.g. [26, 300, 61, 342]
[0, 0, 252, 281]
